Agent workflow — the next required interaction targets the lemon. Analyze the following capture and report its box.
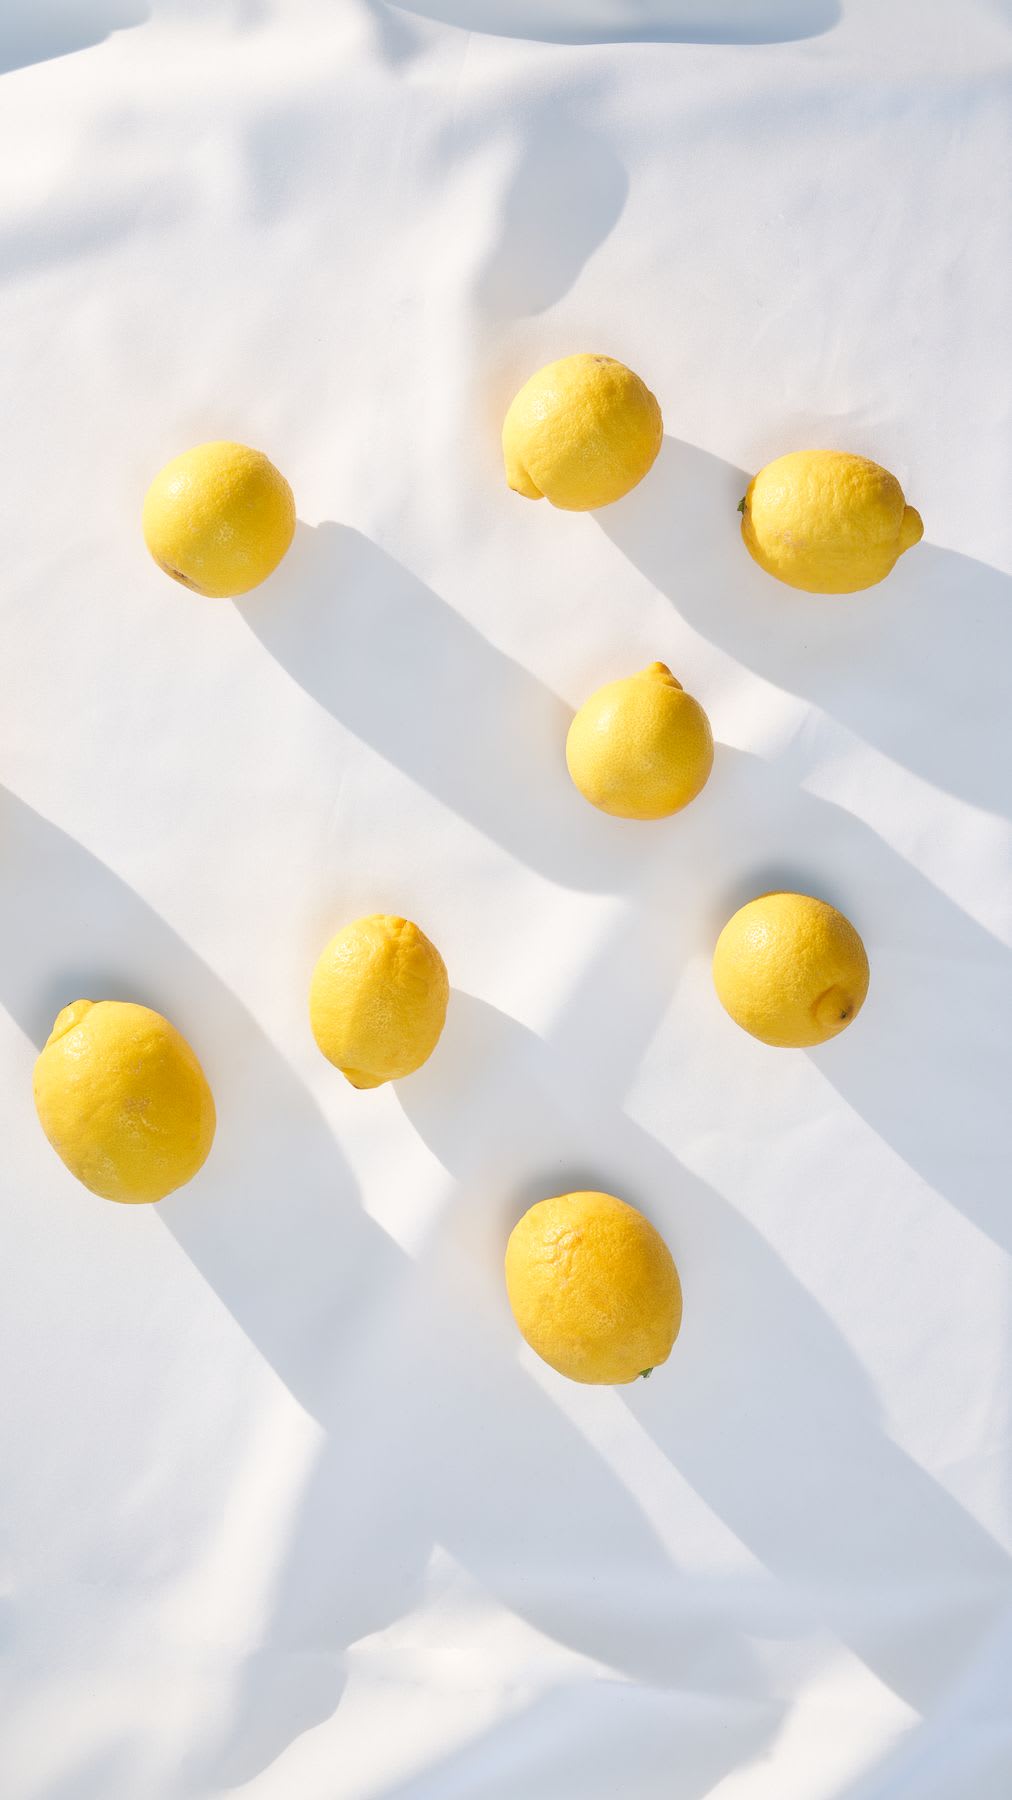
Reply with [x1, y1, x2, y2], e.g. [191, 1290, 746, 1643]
[143, 440, 296, 597]
[33, 1000, 216, 1203]
[309, 915, 449, 1089]
[505, 1190, 682, 1385]
[713, 892, 870, 1048]
[566, 661, 713, 819]
[502, 354, 662, 511]
[739, 450, 922, 593]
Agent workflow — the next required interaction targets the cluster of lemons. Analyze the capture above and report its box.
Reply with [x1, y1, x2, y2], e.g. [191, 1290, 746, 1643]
[33, 352, 921, 1386]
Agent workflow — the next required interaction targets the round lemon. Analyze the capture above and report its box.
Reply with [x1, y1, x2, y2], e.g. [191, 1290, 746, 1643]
[309, 914, 449, 1089]
[505, 1190, 682, 1385]
[143, 440, 296, 597]
[713, 892, 870, 1048]
[502, 354, 662, 511]
[33, 1000, 216, 1203]
[739, 450, 922, 593]
[566, 661, 713, 819]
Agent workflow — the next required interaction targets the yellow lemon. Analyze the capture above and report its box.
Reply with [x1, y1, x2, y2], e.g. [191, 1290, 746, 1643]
[502, 354, 662, 511]
[309, 914, 449, 1089]
[505, 1190, 682, 1385]
[33, 1000, 216, 1203]
[739, 450, 922, 593]
[713, 892, 869, 1047]
[566, 661, 713, 819]
[143, 440, 296, 597]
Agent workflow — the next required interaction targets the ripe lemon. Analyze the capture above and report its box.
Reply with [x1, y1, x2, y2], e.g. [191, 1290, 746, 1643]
[566, 661, 713, 819]
[739, 450, 922, 593]
[143, 440, 296, 597]
[33, 1000, 216, 1203]
[502, 354, 662, 511]
[713, 892, 869, 1047]
[309, 914, 449, 1089]
[505, 1190, 682, 1385]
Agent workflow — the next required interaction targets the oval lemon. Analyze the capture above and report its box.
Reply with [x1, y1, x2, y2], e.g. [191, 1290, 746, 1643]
[505, 1190, 682, 1384]
[309, 914, 449, 1089]
[33, 1000, 216, 1203]
[740, 450, 922, 593]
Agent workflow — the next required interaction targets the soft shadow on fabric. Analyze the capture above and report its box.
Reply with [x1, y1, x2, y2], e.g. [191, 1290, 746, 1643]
[0, 798, 762, 1783]
[42, 1747, 137, 1800]
[599, 436, 1012, 820]
[5, 753, 1009, 1778]
[176, 1118, 779, 1777]
[238, 522, 667, 895]
[241, 523, 1011, 1251]
[402, 968, 1012, 1720]
[0, 0, 149, 75]
[380, 1678, 780, 1800]
[0, 790, 381, 1779]
[833, 1613, 1012, 1800]
[475, 118, 628, 320]
[242, 1005, 786, 1795]
[699, 748, 1012, 1255]
[385, 0, 840, 46]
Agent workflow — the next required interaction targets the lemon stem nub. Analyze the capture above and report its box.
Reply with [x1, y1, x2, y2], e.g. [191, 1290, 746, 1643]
[737, 495, 746, 514]
[639, 1368, 653, 1380]
[158, 561, 201, 591]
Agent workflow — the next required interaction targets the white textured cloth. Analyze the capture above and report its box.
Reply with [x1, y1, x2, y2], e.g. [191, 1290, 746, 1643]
[1, 2, 1011, 1795]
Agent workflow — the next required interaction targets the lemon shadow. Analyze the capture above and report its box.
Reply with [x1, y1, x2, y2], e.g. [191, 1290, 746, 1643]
[698, 747, 1012, 1254]
[402, 983, 1012, 1718]
[384, 0, 840, 46]
[238, 521, 669, 895]
[376, 1678, 780, 1799]
[475, 116, 628, 321]
[0, 793, 770, 1777]
[0, 0, 149, 75]
[598, 436, 1012, 820]
[0, 789, 396, 1779]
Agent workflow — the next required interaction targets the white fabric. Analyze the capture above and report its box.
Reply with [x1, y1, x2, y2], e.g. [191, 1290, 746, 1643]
[1, 2, 1010, 1795]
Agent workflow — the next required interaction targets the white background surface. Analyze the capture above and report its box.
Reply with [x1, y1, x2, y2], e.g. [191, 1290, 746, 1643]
[1, 2, 1011, 1795]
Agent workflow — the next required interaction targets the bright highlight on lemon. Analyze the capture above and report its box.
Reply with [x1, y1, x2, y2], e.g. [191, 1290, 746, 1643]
[505, 1190, 682, 1385]
[566, 661, 713, 819]
[143, 440, 295, 597]
[713, 892, 870, 1048]
[502, 353, 662, 511]
[309, 914, 449, 1089]
[33, 1000, 216, 1203]
[739, 449, 922, 593]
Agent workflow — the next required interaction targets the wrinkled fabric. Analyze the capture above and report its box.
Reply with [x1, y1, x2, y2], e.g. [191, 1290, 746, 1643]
[0, 2, 1010, 1795]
